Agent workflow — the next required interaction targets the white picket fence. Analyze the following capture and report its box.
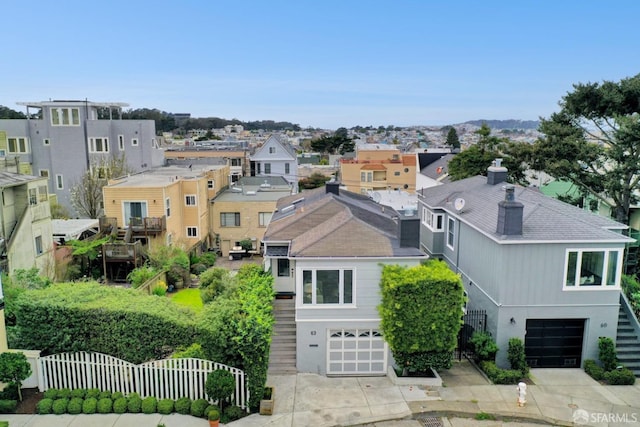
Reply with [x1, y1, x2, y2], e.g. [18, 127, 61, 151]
[37, 352, 249, 410]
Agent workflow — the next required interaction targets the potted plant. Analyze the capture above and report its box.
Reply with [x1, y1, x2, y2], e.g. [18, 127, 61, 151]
[207, 408, 220, 427]
[259, 385, 275, 415]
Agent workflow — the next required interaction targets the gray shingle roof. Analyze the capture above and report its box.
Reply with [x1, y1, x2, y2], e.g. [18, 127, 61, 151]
[419, 176, 632, 244]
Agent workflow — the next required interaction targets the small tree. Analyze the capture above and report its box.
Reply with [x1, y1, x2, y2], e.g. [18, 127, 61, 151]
[445, 127, 461, 149]
[0, 352, 32, 401]
[598, 337, 618, 372]
[507, 337, 529, 377]
[205, 369, 235, 413]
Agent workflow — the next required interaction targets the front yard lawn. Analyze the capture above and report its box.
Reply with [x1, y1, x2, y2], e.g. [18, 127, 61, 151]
[169, 288, 203, 313]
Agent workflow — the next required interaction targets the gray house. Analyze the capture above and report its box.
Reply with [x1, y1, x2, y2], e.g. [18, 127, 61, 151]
[263, 183, 426, 375]
[418, 161, 634, 369]
[0, 100, 164, 217]
[250, 135, 298, 192]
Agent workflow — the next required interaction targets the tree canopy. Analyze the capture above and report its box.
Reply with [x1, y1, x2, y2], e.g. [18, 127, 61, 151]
[445, 127, 460, 149]
[447, 123, 531, 185]
[532, 73, 640, 224]
[310, 127, 354, 154]
[0, 106, 26, 119]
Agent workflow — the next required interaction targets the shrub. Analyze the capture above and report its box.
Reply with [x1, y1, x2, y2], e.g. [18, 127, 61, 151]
[0, 382, 18, 401]
[98, 391, 112, 400]
[127, 265, 159, 288]
[206, 369, 236, 412]
[507, 337, 529, 377]
[208, 408, 220, 421]
[67, 397, 83, 414]
[470, 331, 499, 362]
[598, 337, 618, 372]
[173, 343, 206, 359]
[476, 412, 495, 421]
[113, 397, 127, 413]
[0, 350, 33, 401]
[604, 368, 636, 385]
[584, 359, 605, 381]
[152, 281, 168, 297]
[191, 263, 207, 275]
[479, 361, 522, 384]
[86, 388, 100, 399]
[36, 398, 53, 414]
[52, 398, 69, 415]
[71, 388, 87, 399]
[141, 396, 157, 414]
[199, 267, 233, 304]
[127, 395, 142, 413]
[112, 391, 124, 400]
[0, 399, 17, 413]
[190, 398, 209, 417]
[175, 397, 192, 415]
[82, 397, 97, 414]
[97, 397, 113, 413]
[57, 388, 71, 399]
[200, 252, 217, 267]
[223, 405, 247, 423]
[43, 389, 59, 399]
[157, 398, 174, 414]
[204, 404, 220, 419]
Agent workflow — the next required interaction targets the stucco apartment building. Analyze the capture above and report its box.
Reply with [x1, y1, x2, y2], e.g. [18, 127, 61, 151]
[164, 142, 249, 183]
[0, 100, 164, 217]
[340, 144, 417, 195]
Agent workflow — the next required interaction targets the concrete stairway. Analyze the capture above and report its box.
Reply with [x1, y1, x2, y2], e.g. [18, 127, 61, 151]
[268, 298, 297, 375]
[616, 305, 640, 376]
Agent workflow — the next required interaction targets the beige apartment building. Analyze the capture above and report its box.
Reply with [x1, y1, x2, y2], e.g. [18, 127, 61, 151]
[164, 144, 249, 183]
[340, 144, 417, 194]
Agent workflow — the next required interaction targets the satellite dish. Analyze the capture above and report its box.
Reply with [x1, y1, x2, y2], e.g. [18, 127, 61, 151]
[371, 192, 382, 203]
[454, 198, 466, 212]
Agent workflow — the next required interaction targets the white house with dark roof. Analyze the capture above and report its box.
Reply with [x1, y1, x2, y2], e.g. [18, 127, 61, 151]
[262, 183, 426, 375]
[418, 161, 635, 371]
[249, 135, 298, 192]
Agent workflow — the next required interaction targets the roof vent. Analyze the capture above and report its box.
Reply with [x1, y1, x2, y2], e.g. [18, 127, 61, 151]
[487, 158, 508, 185]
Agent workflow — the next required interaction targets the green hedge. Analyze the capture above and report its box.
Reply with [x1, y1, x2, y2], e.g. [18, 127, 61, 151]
[36, 398, 53, 414]
[68, 397, 83, 414]
[0, 399, 17, 413]
[141, 396, 157, 414]
[604, 368, 636, 385]
[479, 361, 523, 384]
[12, 282, 198, 363]
[584, 359, 605, 381]
[175, 397, 191, 414]
[157, 398, 174, 414]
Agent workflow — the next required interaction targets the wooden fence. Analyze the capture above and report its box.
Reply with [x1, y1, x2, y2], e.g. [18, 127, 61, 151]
[37, 352, 248, 410]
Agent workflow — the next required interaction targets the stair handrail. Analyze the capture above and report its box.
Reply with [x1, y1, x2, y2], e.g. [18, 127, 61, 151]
[620, 292, 640, 342]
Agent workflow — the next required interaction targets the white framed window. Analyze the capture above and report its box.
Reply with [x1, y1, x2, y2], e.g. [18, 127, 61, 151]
[207, 180, 215, 190]
[185, 195, 196, 206]
[56, 174, 64, 190]
[89, 137, 109, 153]
[360, 171, 372, 182]
[8, 137, 29, 153]
[51, 107, 80, 126]
[259, 212, 273, 227]
[123, 201, 148, 226]
[265, 163, 271, 174]
[231, 158, 242, 167]
[131, 138, 139, 146]
[165, 198, 171, 217]
[285, 163, 290, 174]
[563, 248, 622, 289]
[446, 217, 456, 249]
[186, 226, 198, 237]
[39, 170, 50, 179]
[269, 146, 276, 154]
[302, 268, 354, 305]
[35, 235, 43, 255]
[118, 135, 125, 151]
[220, 212, 240, 227]
[43, 138, 50, 146]
[422, 207, 444, 232]
[277, 259, 290, 277]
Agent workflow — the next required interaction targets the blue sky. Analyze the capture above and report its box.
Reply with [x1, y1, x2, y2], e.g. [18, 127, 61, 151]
[2, 1, 639, 129]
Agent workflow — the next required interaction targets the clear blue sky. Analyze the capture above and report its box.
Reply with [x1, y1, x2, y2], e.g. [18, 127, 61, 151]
[2, 1, 639, 129]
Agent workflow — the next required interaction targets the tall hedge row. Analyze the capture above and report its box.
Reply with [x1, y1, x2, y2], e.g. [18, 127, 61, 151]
[12, 282, 198, 363]
[379, 260, 465, 371]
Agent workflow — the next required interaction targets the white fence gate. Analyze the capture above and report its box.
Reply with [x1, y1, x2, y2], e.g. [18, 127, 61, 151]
[37, 352, 248, 410]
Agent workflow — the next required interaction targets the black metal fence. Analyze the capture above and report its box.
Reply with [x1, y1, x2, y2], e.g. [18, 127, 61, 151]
[455, 309, 487, 360]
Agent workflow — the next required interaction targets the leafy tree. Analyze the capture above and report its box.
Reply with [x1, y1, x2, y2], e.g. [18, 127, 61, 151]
[309, 127, 354, 155]
[445, 127, 461, 149]
[68, 236, 111, 279]
[298, 172, 331, 190]
[378, 260, 465, 372]
[0, 352, 32, 401]
[70, 154, 133, 218]
[533, 74, 640, 224]
[0, 106, 26, 119]
[448, 124, 531, 185]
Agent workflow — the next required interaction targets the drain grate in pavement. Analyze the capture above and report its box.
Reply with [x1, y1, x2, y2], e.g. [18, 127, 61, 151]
[415, 415, 444, 427]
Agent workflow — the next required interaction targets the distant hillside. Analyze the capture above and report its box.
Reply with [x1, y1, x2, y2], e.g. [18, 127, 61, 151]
[463, 119, 539, 130]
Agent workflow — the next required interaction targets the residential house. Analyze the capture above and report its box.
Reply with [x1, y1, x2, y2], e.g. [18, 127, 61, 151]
[211, 176, 292, 257]
[340, 144, 417, 195]
[101, 165, 228, 281]
[416, 151, 454, 190]
[0, 100, 164, 216]
[0, 172, 54, 277]
[262, 183, 426, 375]
[418, 161, 633, 370]
[250, 135, 298, 191]
[164, 142, 249, 183]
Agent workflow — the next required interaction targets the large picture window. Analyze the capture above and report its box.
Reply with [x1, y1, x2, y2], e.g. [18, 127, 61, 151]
[302, 269, 353, 305]
[564, 249, 622, 288]
[220, 212, 240, 227]
[51, 107, 80, 126]
[8, 137, 29, 153]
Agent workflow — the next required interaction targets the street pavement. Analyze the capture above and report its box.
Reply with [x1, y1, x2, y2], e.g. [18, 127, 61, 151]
[1, 360, 639, 426]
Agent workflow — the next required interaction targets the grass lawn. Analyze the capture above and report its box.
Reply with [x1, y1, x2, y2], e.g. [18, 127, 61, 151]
[168, 288, 203, 313]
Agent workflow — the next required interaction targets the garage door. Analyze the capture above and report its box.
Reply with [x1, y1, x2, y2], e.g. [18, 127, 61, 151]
[525, 319, 585, 368]
[327, 328, 387, 375]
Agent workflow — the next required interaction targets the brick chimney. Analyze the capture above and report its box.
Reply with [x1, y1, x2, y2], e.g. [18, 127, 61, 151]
[487, 158, 508, 185]
[497, 185, 523, 236]
[326, 181, 340, 195]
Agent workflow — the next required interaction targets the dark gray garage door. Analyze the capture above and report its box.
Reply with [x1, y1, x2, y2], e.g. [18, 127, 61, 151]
[525, 319, 584, 368]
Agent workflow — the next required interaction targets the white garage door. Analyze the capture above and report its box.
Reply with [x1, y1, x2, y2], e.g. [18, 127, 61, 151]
[327, 328, 387, 375]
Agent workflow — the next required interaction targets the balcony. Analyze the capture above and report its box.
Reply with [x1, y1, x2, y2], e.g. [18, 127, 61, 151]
[103, 240, 144, 262]
[129, 216, 166, 236]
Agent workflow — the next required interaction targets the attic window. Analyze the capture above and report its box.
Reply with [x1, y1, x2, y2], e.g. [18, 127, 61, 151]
[269, 147, 276, 154]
